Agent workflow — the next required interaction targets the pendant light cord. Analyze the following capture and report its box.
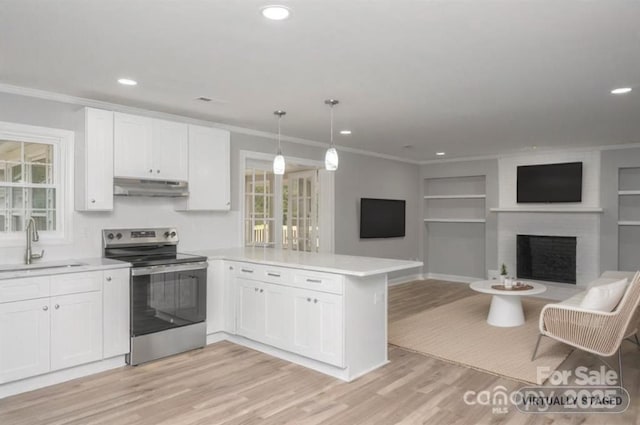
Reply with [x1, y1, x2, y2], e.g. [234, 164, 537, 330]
[330, 104, 334, 148]
[277, 115, 282, 154]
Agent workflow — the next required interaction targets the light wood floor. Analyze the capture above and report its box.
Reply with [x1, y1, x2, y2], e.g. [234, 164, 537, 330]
[1, 280, 638, 425]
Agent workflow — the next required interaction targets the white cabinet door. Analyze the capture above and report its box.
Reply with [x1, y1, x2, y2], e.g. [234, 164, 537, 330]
[114, 112, 153, 179]
[292, 289, 344, 367]
[50, 292, 103, 371]
[263, 283, 293, 349]
[152, 119, 188, 181]
[78, 107, 114, 211]
[177, 125, 230, 211]
[103, 269, 130, 359]
[236, 277, 265, 342]
[0, 299, 50, 384]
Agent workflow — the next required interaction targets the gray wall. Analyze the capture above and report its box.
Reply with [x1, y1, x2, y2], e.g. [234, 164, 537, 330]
[419, 159, 499, 279]
[0, 92, 420, 273]
[600, 147, 640, 272]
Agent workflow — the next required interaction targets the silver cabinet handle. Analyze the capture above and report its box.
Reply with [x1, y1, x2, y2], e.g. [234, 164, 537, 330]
[149, 169, 153, 173]
[55, 304, 60, 309]
[254, 288, 258, 292]
[314, 299, 318, 304]
[307, 298, 311, 302]
[156, 169, 160, 173]
[90, 199, 96, 203]
[241, 268, 254, 274]
[42, 305, 48, 311]
[260, 289, 264, 293]
[106, 276, 112, 282]
[306, 279, 322, 284]
[229, 266, 234, 270]
[267, 272, 280, 277]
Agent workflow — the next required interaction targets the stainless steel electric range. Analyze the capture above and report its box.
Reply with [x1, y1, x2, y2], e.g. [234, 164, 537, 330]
[102, 227, 208, 365]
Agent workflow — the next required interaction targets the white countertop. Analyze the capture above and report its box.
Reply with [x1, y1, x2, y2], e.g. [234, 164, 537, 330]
[190, 247, 423, 277]
[0, 258, 130, 280]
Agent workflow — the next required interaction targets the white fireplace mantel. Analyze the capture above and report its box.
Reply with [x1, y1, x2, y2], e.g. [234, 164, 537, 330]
[490, 207, 603, 213]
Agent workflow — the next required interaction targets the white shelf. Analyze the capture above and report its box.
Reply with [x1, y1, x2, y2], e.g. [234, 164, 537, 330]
[618, 190, 640, 196]
[618, 221, 640, 226]
[490, 207, 603, 213]
[423, 218, 486, 223]
[423, 194, 486, 199]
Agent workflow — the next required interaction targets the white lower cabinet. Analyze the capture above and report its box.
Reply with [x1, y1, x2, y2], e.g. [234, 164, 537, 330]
[291, 289, 343, 367]
[0, 299, 50, 384]
[50, 292, 102, 370]
[0, 268, 130, 386]
[236, 278, 265, 342]
[232, 265, 345, 368]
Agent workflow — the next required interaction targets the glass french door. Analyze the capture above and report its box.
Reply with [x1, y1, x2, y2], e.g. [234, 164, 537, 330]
[284, 170, 318, 252]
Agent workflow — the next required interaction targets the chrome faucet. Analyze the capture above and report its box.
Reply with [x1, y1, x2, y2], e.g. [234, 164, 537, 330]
[25, 217, 44, 265]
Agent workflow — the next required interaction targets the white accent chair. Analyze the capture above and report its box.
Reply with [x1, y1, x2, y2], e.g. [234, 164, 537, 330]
[532, 271, 640, 386]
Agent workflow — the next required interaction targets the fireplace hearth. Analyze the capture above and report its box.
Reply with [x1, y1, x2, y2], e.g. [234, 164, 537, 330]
[517, 235, 577, 284]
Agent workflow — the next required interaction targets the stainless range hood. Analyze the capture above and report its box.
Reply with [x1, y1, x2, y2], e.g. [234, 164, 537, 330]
[114, 177, 189, 197]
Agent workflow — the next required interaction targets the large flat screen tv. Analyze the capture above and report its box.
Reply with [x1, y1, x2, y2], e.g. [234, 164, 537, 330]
[517, 162, 583, 203]
[360, 198, 406, 239]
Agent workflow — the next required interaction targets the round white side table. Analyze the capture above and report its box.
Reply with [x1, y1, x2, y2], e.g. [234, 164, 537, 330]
[469, 280, 547, 327]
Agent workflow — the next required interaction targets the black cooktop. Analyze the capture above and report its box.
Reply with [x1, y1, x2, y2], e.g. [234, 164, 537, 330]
[111, 252, 207, 268]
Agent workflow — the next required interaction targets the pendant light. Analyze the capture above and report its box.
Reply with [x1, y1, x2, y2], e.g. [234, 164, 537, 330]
[273, 110, 286, 175]
[324, 99, 339, 171]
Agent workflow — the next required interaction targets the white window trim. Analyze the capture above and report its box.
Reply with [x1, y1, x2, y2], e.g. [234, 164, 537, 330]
[0, 121, 74, 247]
[238, 150, 334, 253]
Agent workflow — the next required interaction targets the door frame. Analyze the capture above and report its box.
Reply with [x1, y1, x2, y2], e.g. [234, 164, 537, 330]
[238, 150, 335, 253]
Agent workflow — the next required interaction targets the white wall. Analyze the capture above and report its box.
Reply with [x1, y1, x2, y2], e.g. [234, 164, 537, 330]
[0, 91, 421, 272]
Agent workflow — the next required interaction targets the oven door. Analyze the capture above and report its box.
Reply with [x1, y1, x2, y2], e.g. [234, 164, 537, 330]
[130, 262, 207, 337]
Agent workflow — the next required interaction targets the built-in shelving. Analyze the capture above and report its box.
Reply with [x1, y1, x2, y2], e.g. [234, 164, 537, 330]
[423, 194, 486, 200]
[423, 218, 486, 223]
[490, 207, 603, 213]
[618, 221, 640, 226]
[618, 167, 640, 271]
[423, 175, 487, 279]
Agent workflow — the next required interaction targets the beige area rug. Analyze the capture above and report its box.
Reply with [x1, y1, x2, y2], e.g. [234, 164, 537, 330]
[388, 295, 573, 384]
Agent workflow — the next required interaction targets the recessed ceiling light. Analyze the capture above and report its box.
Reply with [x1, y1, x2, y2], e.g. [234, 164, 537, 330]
[197, 97, 212, 102]
[261, 5, 290, 20]
[436, 152, 446, 156]
[402, 144, 413, 149]
[339, 130, 352, 135]
[117, 78, 137, 86]
[611, 87, 632, 95]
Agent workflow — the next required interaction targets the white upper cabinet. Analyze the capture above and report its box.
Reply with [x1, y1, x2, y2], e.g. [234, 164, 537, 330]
[151, 119, 188, 181]
[76, 108, 114, 211]
[114, 113, 188, 181]
[114, 112, 153, 179]
[177, 125, 231, 211]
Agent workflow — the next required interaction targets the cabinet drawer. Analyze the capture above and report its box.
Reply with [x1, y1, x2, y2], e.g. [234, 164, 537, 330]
[262, 266, 292, 285]
[0, 276, 50, 303]
[293, 271, 344, 295]
[230, 262, 264, 280]
[50, 272, 102, 296]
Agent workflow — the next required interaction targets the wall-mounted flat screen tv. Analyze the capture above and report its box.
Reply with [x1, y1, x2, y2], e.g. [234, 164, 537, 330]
[360, 198, 406, 239]
[517, 162, 583, 203]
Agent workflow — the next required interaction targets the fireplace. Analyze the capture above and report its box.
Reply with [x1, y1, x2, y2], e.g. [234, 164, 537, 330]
[517, 235, 577, 284]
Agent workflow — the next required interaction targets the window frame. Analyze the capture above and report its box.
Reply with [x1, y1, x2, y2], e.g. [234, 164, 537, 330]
[238, 150, 334, 253]
[0, 121, 74, 246]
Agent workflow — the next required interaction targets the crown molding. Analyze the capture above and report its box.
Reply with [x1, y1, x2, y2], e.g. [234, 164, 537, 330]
[0, 83, 419, 166]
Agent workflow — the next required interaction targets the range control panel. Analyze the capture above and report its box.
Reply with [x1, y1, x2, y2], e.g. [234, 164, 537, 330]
[102, 227, 178, 247]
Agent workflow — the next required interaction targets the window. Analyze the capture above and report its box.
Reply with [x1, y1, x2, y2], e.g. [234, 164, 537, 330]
[0, 122, 73, 245]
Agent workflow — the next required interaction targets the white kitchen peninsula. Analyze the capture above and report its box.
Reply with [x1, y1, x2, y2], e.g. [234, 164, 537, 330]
[194, 247, 422, 381]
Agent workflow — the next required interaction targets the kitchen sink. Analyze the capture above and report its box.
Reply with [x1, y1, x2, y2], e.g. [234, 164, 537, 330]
[0, 262, 87, 273]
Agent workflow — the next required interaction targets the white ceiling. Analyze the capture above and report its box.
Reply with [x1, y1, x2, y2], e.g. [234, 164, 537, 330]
[1, 0, 639, 161]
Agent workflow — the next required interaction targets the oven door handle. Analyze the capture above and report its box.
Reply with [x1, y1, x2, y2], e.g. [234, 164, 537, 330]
[131, 261, 208, 276]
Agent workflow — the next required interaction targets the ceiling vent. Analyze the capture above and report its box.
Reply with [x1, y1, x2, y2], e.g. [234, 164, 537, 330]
[196, 96, 212, 102]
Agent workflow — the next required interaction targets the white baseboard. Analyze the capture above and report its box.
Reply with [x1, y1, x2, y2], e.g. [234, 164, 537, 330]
[388, 274, 424, 286]
[0, 356, 126, 399]
[425, 273, 482, 284]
